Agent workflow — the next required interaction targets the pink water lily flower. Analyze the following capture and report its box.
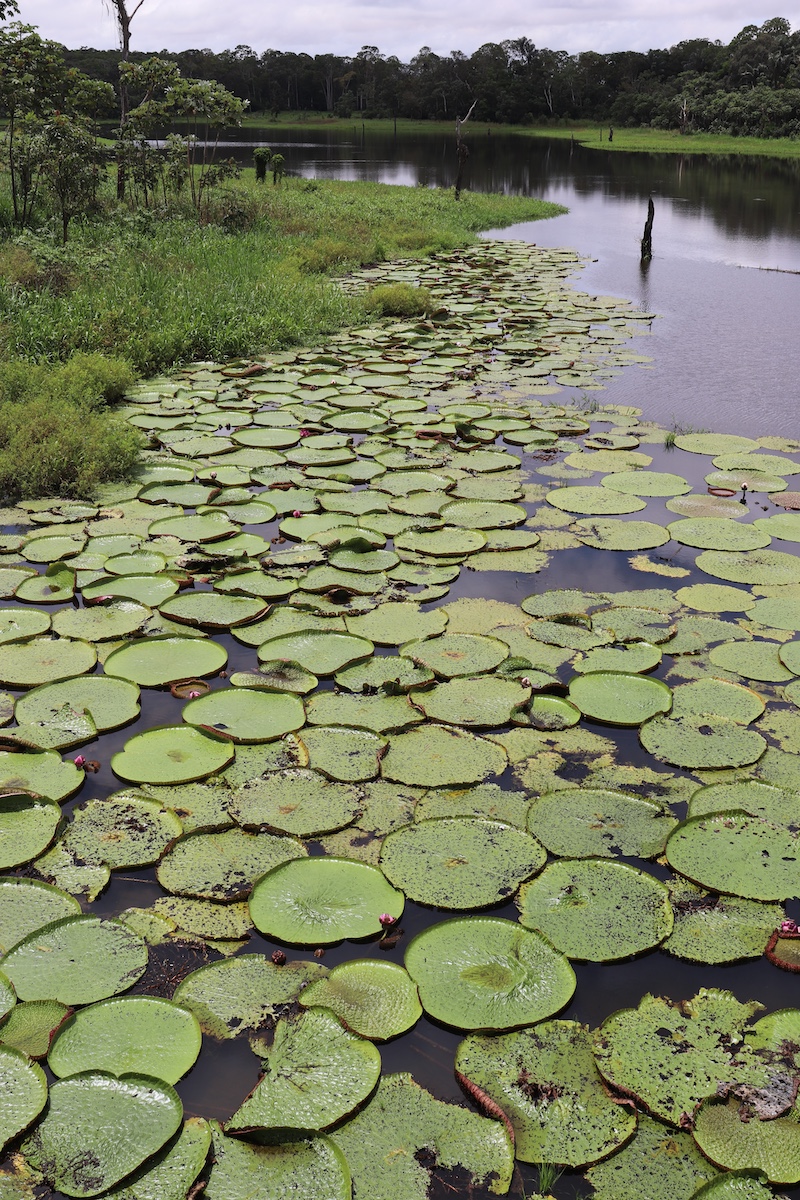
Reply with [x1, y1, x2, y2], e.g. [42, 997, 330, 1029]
[781, 919, 799, 935]
[292, 509, 303, 518]
[379, 913, 396, 927]
[299, 429, 311, 437]
[73, 755, 87, 768]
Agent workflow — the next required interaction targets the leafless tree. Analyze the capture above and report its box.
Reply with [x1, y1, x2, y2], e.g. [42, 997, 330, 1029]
[103, 0, 145, 196]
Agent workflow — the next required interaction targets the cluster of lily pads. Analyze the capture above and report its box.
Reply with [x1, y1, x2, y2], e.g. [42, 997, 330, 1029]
[1, 240, 800, 1199]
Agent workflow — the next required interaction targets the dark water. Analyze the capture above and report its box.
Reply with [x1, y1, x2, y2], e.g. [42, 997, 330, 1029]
[206, 126, 800, 440]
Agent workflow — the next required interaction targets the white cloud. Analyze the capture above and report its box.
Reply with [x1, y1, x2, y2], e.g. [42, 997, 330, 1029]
[16, 0, 800, 58]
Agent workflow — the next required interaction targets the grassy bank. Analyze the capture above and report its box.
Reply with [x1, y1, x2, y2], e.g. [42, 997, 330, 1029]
[0, 176, 562, 498]
[240, 113, 800, 159]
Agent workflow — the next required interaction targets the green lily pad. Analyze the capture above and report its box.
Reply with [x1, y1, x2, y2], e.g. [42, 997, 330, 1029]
[173, 954, 328, 1039]
[665, 812, 800, 900]
[754, 512, 800, 542]
[670, 678, 765, 723]
[439, 499, 527, 529]
[455, 1020, 636, 1167]
[585, 1113, 718, 1200]
[690, 1171, 781, 1199]
[697, 549, 800, 586]
[157, 827, 305, 901]
[666, 493, 747, 519]
[227, 1007, 380, 1134]
[401, 633, 509, 677]
[528, 788, 676, 859]
[249, 857, 404, 945]
[112, 727, 234, 784]
[394, 528, 487, 557]
[380, 817, 545, 909]
[257, 630, 373, 676]
[0, 1045, 47, 1154]
[568, 671, 672, 725]
[231, 660, 318, 694]
[381, 726, 507, 787]
[668, 519, 771, 551]
[0, 610, 50, 645]
[748, 596, 800, 630]
[689, 779, 800, 823]
[517, 858, 673, 961]
[82, 575, 180, 607]
[676, 584, 755, 613]
[227, 769, 362, 836]
[182, 688, 305, 743]
[51, 603, 150, 642]
[674, 433, 759, 455]
[48, 997, 201, 1084]
[708, 640, 794, 682]
[205, 1125, 350, 1200]
[104, 637, 227, 688]
[214, 571, 295, 600]
[664, 878, 784, 963]
[412, 676, 530, 727]
[640, 714, 766, 769]
[148, 513, 238, 543]
[0, 794, 60, 870]
[22, 1072, 183, 1198]
[706, 469, 788, 493]
[344, 603, 447, 646]
[0, 916, 147, 1004]
[547, 487, 646, 515]
[299, 960, 422, 1041]
[152, 897, 251, 941]
[60, 795, 183, 870]
[105, 551, 168, 576]
[663, 614, 747, 656]
[335, 656, 434, 693]
[301, 725, 386, 781]
[304, 691, 421, 733]
[779, 640, 800, 673]
[404, 916, 575, 1032]
[102, 1117, 212, 1200]
[0, 878, 81, 954]
[0, 638, 96, 689]
[0, 973, 15, 1022]
[693, 1096, 800, 1184]
[158, 594, 268, 629]
[602, 470, 691, 497]
[573, 519, 670, 551]
[575, 642, 663, 673]
[14, 676, 140, 734]
[0, 999, 70, 1058]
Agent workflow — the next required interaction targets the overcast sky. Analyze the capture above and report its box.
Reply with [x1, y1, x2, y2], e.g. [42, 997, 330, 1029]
[14, 0, 800, 59]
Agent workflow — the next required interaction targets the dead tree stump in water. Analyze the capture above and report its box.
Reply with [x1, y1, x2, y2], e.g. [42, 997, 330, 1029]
[641, 197, 655, 261]
[454, 100, 477, 200]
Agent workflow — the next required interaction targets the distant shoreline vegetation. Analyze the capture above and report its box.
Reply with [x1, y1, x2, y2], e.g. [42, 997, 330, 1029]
[62, 17, 800, 140]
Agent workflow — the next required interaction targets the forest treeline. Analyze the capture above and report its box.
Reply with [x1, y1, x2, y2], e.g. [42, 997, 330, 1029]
[62, 17, 800, 137]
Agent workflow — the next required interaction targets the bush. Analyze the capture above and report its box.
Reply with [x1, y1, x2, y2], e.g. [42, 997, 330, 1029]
[364, 282, 434, 316]
[0, 353, 135, 409]
[0, 396, 142, 500]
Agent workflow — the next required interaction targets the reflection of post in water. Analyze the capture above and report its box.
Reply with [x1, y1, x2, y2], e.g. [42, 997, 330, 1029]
[454, 100, 477, 200]
[641, 196, 655, 262]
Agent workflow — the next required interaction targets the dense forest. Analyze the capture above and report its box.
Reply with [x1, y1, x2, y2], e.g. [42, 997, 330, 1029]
[60, 17, 800, 137]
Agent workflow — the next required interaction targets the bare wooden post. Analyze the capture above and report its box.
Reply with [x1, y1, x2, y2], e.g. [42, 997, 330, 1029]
[641, 196, 655, 262]
[454, 99, 477, 200]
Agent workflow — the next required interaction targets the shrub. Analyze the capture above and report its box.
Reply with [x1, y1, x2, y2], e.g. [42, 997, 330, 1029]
[0, 353, 135, 408]
[0, 396, 142, 500]
[364, 282, 434, 316]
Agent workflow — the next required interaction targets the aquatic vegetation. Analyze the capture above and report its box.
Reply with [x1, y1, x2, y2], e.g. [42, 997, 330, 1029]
[0, 238, 799, 1197]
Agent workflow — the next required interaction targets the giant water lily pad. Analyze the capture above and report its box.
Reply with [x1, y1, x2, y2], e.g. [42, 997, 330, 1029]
[693, 1096, 800, 1184]
[593, 989, 768, 1126]
[249, 857, 404, 945]
[300, 725, 386, 781]
[439, 499, 527, 528]
[0, 638, 96, 689]
[158, 594, 268, 629]
[568, 671, 672, 726]
[665, 813, 800, 900]
[412, 676, 530, 727]
[574, 519, 671, 552]
[640, 714, 766, 769]
[394, 528, 486, 556]
[22, 1072, 183, 1197]
[547, 487, 646, 515]
[455, 1020, 636, 1167]
[404, 916, 575, 1032]
[157, 827, 305, 901]
[527, 788, 676, 859]
[102, 1116, 212, 1200]
[182, 689, 304, 743]
[0, 878, 80, 954]
[148, 513, 238, 542]
[304, 691, 421, 734]
[670, 678, 765, 724]
[0, 971, 14, 1019]
[104, 638, 228, 688]
[1, 916, 147, 1004]
[668, 519, 772, 552]
[688, 779, 800, 823]
[585, 1113, 718, 1200]
[602, 470, 691, 497]
[228, 769, 362, 836]
[51, 604, 150, 642]
[674, 433, 759, 455]
[0, 610, 50, 645]
[0, 998, 70, 1059]
[227, 1007, 381, 1134]
[518, 859, 673, 961]
[112, 727, 234, 784]
[329, 1073, 513, 1200]
[401, 633, 509, 677]
[664, 878, 784, 964]
[0, 1045, 47, 1153]
[173, 955, 328, 1040]
[0, 794, 60, 870]
[299, 960, 422, 1041]
[381, 726, 507, 787]
[708, 640, 794, 682]
[344, 603, 447, 646]
[61, 795, 182, 870]
[14, 676, 140, 733]
[697, 549, 800, 586]
[575, 641, 662, 674]
[205, 1125, 350, 1200]
[48, 996, 201, 1084]
[335, 656, 434, 693]
[690, 1174, 781, 1200]
[380, 818, 545, 909]
[257, 630, 373, 676]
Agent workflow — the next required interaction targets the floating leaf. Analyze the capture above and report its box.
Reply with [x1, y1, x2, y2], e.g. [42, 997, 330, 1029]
[381, 726, 507, 787]
[227, 1007, 380, 1134]
[1, 916, 147, 1004]
[0, 1045, 47, 1154]
[693, 1097, 800, 1184]
[568, 671, 672, 726]
[0, 794, 60, 870]
[249, 857, 404, 945]
[344, 602, 447, 645]
[585, 1113, 717, 1200]
[668, 519, 771, 552]
[602, 470, 691, 497]
[330, 1073, 513, 1200]
[305, 691, 422, 733]
[48, 997, 201, 1085]
[206, 1124, 350, 1200]
[104, 638, 228, 688]
[517, 859, 673, 961]
[664, 878, 784, 964]
[22, 1072, 183, 1198]
[527, 788, 676, 859]
[62, 796, 182, 870]
[0, 999, 70, 1058]
[157, 827, 304, 901]
[227, 769, 362, 836]
[0, 878, 80, 955]
[0, 638, 96, 689]
[173, 955, 328, 1040]
[299, 960, 422, 1041]
[103, 1117, 212, 1200]
[401, 633, 509, 677]
[257, 630, 373, 676]
[697, 549, 800, 586]
[404, 916, 575, 1031]
[14, 676, 140, 734]
[547, 487, 646, 515]
[455, 1020, 636, 1167]
[182, 688, 304, 743]
[665, 813, 800, 900]
[708, 640, 795, 682]
[301, 725, 386, 781]
[640, 714, 766, 769]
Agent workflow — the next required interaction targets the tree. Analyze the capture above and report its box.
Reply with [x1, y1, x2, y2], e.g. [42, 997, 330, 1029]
[0, 0, 19, 20]
[38, 113, 104, 241]
[103, 0, 146, 196]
